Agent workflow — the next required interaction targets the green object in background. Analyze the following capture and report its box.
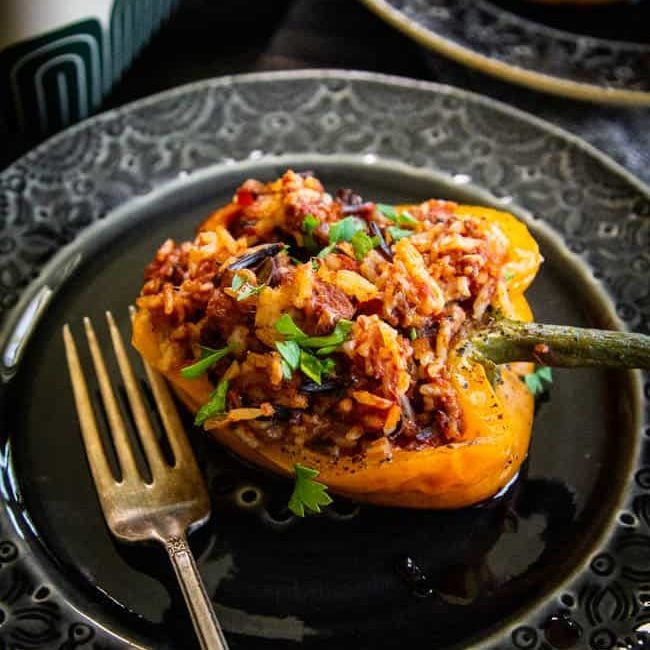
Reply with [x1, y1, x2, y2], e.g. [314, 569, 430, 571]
[0, 0, 180, 137]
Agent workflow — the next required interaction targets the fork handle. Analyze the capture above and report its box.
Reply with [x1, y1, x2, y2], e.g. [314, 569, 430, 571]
[164, 534, 229, 650]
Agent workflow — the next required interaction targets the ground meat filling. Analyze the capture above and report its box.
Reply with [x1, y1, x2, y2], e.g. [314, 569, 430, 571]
[137, 170, 509, 458]
[305, 280, 355, 334]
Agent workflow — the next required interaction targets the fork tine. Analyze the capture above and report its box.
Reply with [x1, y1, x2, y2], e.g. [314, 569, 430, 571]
[127, 305, 195, 467]
[83, 317, 140, 482]
[105, 311, 167, 478]
[142, 359, 197, 469]
[62, 325, 115, 493]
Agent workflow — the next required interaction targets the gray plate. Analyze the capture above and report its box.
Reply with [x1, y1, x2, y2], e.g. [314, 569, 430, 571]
[360, 0, 650, 105]
[0, 71, 648, 650]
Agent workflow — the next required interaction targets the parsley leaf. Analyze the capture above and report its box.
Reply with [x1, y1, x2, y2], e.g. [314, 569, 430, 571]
[288, 463, 332, 517]
[181, 345, 233, 379]
[300, 319, 354, 350]
[523, 366, 553, 396]
[321, 357, 337, 376]
[377, 203, 417, 227]
[275, 314, 307, 339]
[274, 315, 349, 382]
[394, 209, 418, 227]
[303, 213, 320, 231]
[280, 360, 293, 380]
[328, 216, 366, 244]
[299, 350, 338, 384]
[194, 379, 229, 425]
[376, 203, 397, 220]
[275, 340, 301, 374]
[387, 226, 413, 242]
[231, 274, 244, 291]
[236, 283, 265, 301]
[410, 327, 417, 341]
[316, 243, 337, 258]
[351, 230, 379, 261]
[300, 349, 325, 384]
[302, 213, 320, 251]
[316, 344, 339, 356]
[231, 273, 265, 301]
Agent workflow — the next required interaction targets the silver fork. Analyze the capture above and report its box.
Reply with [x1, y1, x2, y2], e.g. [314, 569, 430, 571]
[63, 311, 229, 650]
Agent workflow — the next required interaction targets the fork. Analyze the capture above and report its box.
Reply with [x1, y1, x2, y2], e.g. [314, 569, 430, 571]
[63, 311, 229, 650]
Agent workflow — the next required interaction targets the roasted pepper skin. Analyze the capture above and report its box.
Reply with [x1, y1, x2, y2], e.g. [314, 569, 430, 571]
[133, 203, 541, 509]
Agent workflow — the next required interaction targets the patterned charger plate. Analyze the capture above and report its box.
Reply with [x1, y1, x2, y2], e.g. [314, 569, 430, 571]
[0, 71, 648, 649]
[360, 0, 650, 105]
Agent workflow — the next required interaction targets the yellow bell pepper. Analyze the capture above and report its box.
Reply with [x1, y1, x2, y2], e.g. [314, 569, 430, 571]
[132, 171, 545, 509]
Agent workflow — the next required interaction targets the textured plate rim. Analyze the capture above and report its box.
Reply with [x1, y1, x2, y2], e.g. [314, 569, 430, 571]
[359, 0, 650, 105]
[3, 69, 650, 349]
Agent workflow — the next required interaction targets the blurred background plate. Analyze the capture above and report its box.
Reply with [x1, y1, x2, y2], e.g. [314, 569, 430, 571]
[360, 0, 650, 104]
[0, 70, 648, 649]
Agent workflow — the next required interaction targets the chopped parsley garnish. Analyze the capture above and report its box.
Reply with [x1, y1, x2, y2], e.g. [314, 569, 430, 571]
[181, 345, 234, 379]
[275, 313, 307, 339]
[316, 243, 337, 258]
[288, 463, 332, 517]
[273, 314, 352, 381]
[394, 209, 418, 227]
[377, 203, 418, 227]
[299, 319, 354, 350]
[302, 213, 320, 251]
[328, 216, 366, 244]
[300, 350, 326, 384]
[303, 213, 320, 231]
[321, 357, 337, 375]
[503, 271, 515, 282]
[275, 314, 352, 353]
[376, 203, 397, 220]
[236, 284, 265, 301]
[351, 230, 379, 261]
[523, 366, 553, 396]
[275, 339, 301, 378]
[410, 327, 417, 341]
[194, 379, 229, 425]
[280, 362, 292, 380]
[316, 217, 380, 260]
[231, 273, 265, 301]
[387, 226, 413, 242]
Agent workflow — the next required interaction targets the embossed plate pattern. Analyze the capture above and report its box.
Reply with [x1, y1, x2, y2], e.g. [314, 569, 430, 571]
[359, 0, 650, 105]
[0, 71, 648, 649]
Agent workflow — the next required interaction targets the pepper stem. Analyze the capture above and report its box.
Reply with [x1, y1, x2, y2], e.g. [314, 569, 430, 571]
[467, 319, 650, 369]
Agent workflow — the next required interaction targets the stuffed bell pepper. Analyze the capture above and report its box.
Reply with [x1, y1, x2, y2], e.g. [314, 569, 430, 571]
[132, 170, 649, 510]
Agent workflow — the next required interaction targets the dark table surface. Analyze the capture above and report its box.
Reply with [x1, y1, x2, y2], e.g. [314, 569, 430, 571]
[2, 0, 650, 185]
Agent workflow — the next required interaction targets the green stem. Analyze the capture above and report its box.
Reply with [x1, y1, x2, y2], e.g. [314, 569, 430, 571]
[467, 319, 650, 369]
